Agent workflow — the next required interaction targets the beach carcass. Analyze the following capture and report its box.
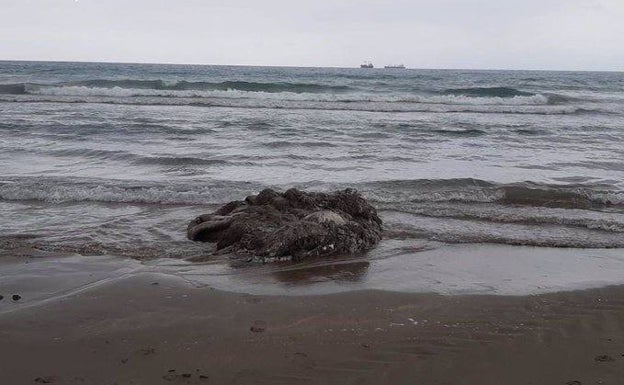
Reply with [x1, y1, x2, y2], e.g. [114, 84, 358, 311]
[187, 188, 382, 261]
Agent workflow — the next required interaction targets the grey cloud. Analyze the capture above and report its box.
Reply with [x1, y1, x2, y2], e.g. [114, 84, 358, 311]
[0, 0, 622, 70]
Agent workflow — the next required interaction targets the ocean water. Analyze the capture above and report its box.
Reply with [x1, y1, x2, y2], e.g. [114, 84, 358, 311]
[1, 61, 623, 294]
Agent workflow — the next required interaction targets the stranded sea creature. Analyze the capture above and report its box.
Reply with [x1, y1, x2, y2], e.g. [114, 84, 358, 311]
[187, 188, 382, 262]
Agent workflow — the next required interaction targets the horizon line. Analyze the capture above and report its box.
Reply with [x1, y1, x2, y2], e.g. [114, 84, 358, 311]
[0, 58, 621, 73]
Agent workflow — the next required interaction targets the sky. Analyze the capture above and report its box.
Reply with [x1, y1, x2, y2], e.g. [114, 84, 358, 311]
[1, 0, 623, 71]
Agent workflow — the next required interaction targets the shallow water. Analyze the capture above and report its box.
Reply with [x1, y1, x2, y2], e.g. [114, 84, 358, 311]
[1, 61, 623, 295]
[2, 244, 624, 311]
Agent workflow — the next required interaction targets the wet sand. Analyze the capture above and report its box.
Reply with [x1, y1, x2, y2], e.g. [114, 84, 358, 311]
[1, 271, 624, 384]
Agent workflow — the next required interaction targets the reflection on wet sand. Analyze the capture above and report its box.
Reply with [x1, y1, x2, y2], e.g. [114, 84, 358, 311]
[269, 259, 370, 284]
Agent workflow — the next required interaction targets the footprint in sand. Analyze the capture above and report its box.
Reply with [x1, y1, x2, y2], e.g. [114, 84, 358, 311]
[162, 370, 209, 382]
[33, 376, 57, 384]
[594, 354, 614, 362]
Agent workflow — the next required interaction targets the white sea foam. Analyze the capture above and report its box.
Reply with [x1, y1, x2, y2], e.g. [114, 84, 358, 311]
[28, 85, 550, 105]
[3, 94, 578, 115]
[2, 177, 622, 210]
[0, 179, 260, 205]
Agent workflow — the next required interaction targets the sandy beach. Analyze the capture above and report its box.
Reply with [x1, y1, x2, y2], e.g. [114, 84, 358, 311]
[1, 264, 623, 385]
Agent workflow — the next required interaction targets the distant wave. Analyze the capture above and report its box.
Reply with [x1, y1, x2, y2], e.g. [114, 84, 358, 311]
[134, 156, 228, 166]
[442, 87, 535, 98]
[1, 94, 592, 116]
[79, 79, 354, 93]
[0, 83, 27, 95]
[49, 148, 135, 160]
[25, 86, 553, 106]
[44, 149, 229, 166]
[264, 140, 339, 148]
[429, 128, 486, 136]
[0, 80, 351, 95]
[0, 81, 568, 106]
[2, 78, 609, 117]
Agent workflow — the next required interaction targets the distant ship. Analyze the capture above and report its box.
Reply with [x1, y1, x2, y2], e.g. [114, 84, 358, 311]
[360, 62, 374, 68]
[384, 64, 406, 69]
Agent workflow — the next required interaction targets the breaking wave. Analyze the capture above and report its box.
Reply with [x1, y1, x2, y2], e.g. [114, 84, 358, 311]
[360, 179, 624, 209]
[0, 80, 571, 109]
[0, 94, 589, 116]
[38, 88, 548, 105]
[379, 202, 624, 233]
[1, 177, 623, 250]
[0, 177, 264, 205]
[1, 177, 622, 209]
[4, 83, 550, 104]
[1, 77, 604, 115]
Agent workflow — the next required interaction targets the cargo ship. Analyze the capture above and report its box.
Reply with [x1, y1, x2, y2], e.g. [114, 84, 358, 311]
[384, 64, 406, 69]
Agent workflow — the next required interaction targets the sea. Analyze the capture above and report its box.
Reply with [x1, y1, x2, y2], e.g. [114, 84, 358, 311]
[1, 61, 623, 296]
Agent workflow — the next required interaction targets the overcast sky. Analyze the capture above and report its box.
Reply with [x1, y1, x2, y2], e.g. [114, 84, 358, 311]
[1, 0, 623, 70]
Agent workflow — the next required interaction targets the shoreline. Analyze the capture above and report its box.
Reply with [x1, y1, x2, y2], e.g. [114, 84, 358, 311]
[2, 242, 624, 306]
[1, 262, 624, 384]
